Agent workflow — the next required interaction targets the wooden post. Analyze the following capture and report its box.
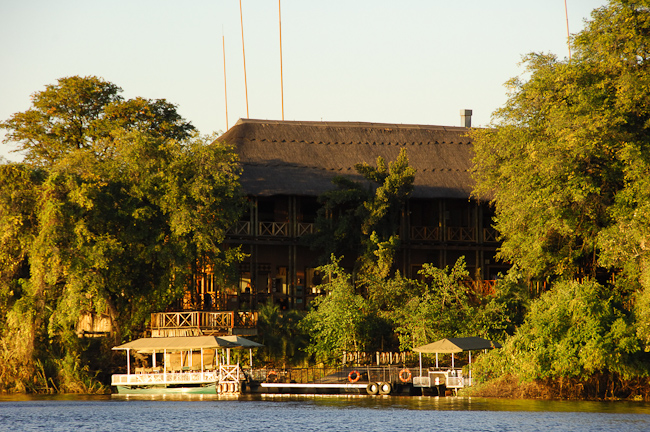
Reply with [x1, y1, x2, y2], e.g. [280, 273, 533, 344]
[469, 351, 472, 386]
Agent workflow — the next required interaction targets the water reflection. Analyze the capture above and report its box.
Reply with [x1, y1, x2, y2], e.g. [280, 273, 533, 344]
[2, 393, 650, 432]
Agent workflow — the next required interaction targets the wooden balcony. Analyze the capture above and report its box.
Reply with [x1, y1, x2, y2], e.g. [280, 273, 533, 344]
[150, 311, 258, 337]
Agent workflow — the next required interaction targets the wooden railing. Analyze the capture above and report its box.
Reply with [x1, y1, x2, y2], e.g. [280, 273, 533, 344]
[112, 371, 218, 386]
[297, 223, 315, 236]
[150, 311, 258, 332]
[227, 221, 251, 235]
[447, 227, 476, 242]
[483, 227, 499, 243]
[411, 226, 439, 241]
[259, 222, 288, 237]
[227, 222, 315, 238]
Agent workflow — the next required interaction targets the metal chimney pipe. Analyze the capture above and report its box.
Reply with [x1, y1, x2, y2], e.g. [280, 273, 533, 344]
[460, 109, 472, 127]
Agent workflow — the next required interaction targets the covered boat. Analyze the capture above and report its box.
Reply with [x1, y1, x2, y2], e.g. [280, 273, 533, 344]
[111, 335, 260, 394]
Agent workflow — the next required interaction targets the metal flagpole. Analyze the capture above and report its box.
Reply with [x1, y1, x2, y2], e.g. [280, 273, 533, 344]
[279, 0, 284, 120]
[222, 31, 229, 129]
[239, 0, 249, 118]
[564, 0, 572, 60]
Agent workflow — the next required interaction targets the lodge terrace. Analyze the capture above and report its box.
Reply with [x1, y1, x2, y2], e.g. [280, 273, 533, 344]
[185, 115, 507, 313]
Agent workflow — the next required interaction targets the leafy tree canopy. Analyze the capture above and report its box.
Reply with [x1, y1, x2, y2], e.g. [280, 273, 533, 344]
[471, 0, 650, 282]
[1, 76, 195, 167]
[0, 76, 243, 392]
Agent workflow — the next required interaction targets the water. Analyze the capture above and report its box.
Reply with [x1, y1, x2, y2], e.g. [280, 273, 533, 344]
[2, 394, 650, 432]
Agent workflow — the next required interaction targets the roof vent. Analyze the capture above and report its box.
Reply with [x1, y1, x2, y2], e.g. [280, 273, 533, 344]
[460, 109, 472, 128]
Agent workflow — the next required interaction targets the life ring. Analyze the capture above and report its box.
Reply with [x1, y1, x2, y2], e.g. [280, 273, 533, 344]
[267, 370, 278, 382]
[399, 368, 412, 383]
[348, 370, 361, 383]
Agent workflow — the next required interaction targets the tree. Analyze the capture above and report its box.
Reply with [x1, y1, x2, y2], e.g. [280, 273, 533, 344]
[0, 77, 243, 392]
[302, 257, 369, 363]
[393, 257, 507, 351]
[474, 280, 642, 387]
[307, 147, 415, 277]
[1, 76, 195, 167]
[257, 301, 308, 368]
[471, 0, 650, 282]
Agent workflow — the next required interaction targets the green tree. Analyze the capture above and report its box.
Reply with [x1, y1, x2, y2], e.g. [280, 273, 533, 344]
[307, 147, 414, 277]
[471, 0, 650, 282]
[474, 280, 642, 385]
[1, 76, 195, 167]
[393, 257, 507, 351]
[257, 301, 308, 368]
[302, 257, 369, 363]
[0, 77, 243, 392]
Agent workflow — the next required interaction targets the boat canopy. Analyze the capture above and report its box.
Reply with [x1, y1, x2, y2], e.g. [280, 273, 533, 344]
[413, 337, 501, 354]
[113, 336, 238, 353]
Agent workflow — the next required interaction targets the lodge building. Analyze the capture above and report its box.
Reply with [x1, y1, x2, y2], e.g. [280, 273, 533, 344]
[194, 115, 506, 312]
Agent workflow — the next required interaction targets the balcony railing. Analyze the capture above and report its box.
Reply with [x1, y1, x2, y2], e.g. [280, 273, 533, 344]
[447, 227, 476, 242]
[227, 221, 315, 238]
[410, 226, 439, 241]
[150, 311, 258, 335]
[297, 223, 315, 236]
[483, 227, 499, 243]
[227, 221, 251, 236]
[259, 222, 288, 237]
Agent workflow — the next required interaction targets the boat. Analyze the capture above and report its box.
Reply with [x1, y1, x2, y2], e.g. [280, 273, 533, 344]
[412, 337, 501, 394]
[111, 335, 261, 395]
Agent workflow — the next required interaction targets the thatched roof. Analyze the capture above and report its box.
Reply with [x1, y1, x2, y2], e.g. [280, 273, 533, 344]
[219, 119, 475, 199]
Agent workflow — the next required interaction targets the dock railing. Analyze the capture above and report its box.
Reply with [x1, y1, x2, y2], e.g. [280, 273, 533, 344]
[111, 370, 218, 386]
[412, 368, 467, 388]
[247, 366, 402, 386]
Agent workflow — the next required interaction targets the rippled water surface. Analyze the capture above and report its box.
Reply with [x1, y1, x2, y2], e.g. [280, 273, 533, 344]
[2, 394, 650, 432]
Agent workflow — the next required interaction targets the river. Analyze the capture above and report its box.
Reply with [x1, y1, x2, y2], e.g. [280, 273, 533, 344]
[2, 394, 650, 431]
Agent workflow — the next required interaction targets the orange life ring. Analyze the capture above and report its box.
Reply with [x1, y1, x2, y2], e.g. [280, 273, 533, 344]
[399, 368, 412, 383]
[267, 370, 278, 382]
[348, 370, 361, 383]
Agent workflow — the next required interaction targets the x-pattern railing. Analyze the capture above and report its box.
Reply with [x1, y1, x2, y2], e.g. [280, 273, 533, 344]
[447, 227, 476, 242]
[411, 226, 439, 241]
[259, 222, 288, 237]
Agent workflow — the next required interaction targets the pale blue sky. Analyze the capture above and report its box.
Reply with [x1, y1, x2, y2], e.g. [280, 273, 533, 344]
[1, 0, 606, 161]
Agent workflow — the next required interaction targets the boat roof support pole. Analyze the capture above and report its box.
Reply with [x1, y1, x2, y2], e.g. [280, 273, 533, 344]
[249, 348, 253, 368]
[201, 348, 204, 371]
[436, 353, 438, 369]
[152, 350, 156, 368]
[419, 352, 422, 378]
[127, 348, 131, 375]
[469, 351, 472, 386]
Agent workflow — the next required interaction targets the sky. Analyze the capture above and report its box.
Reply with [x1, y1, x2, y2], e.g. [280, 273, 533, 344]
[1, 0, 607, 162]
